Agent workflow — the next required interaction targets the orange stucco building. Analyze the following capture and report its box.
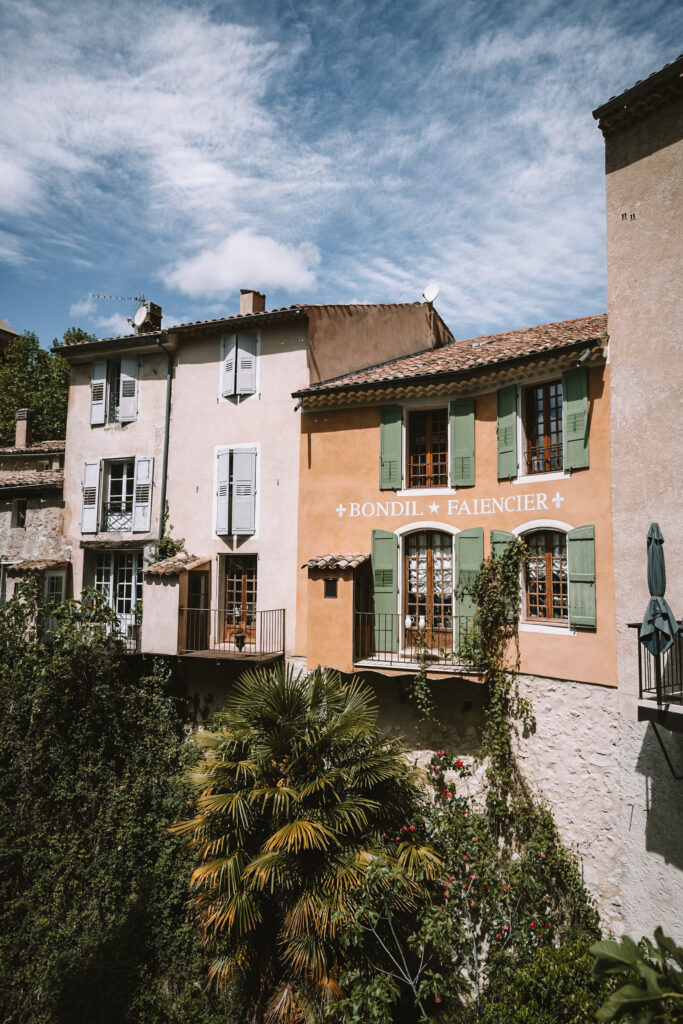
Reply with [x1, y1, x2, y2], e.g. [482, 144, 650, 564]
[294, 313, 616, 689]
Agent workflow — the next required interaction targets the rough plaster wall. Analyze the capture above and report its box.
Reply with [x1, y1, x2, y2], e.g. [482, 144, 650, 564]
[513, 675, 622, 932]
[618, 716, 683, 939]
[0, 497, 66, 561]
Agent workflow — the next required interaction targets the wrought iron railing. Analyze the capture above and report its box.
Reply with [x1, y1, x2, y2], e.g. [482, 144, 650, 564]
[629, 622, 683, 706]
[102, 500, 133, 531]
[353, 611, 479, 670]
[180, 608, 285, 657]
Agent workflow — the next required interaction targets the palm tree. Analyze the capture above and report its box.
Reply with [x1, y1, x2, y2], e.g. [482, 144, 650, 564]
[173, 664, 439, 1023]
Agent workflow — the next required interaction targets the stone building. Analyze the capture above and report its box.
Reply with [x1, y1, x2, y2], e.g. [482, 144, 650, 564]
[593, 55, 683, 938]
[0, 409, 68, 603]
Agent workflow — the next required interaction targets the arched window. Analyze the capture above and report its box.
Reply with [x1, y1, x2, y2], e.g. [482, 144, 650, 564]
[525, 530, 568, 621]
[404, 530, 453, 645]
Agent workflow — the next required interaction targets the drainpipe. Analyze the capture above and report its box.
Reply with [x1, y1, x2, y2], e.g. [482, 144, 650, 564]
[155, 333, 174, 546]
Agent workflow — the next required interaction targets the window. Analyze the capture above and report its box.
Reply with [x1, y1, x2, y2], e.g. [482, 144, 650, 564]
[216, 447, 257, 536]
[524, 381, 563, 474]
[90, 357, 138, 425]
[525, 530, 568, 620]
[221, 331, 258, 398]
[324, 578, 338, 599]
[13, 499, 27, 529]
[404, 530, 453, 642]
[407, 409, 448, 488]
[91, 550, 142, 642]
[224, 555, 257, 646]
[81, 456, 154, 534]
[44, 571, 66, 634]
[102, 460, 135, 531]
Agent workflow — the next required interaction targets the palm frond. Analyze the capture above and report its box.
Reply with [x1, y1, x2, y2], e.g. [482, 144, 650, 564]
[264, 819, 337, 853]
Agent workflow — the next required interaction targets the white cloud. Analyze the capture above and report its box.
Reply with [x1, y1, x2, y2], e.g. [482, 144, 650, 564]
[0, 228, 27, 266]
[161, 230, 320, 298]
[94, 313, 132, 337]
[69, 295, 97, 318]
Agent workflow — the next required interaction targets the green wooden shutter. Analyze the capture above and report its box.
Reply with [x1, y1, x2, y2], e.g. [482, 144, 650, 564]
[490, 530, 517, 621]
[371, 529, 398, 652]
[449, 398, 475, 487]
[562, 368, 589, 470]
[455, 528, 483, 647]
[379, 406, 402, 490]
[497, 386, 518, 479]
[568, 525, 596, 628]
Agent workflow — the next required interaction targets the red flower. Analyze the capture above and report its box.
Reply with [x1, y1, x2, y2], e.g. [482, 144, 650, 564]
[471, 836, 478, 842]
[503, 884, 510, 892]
[435, 997, 442, 1004]
[484, 883, 489, 889]
[496, 932, 502, 940]
[409, 825, 415, 831]
[437, 749, 445, 757]
[443, 789, 449, 796]
[463, 882, 468, 889]
[529, 922, 536, 929]
[455, 759, 464, 769]
[540, 851, 546, 859]
[502, 925, 509, 932]
[469, 901, 475, 908]
[462, 810, 467, 816]
[395, 836, 400, 841]
[545, 923, 550, 929]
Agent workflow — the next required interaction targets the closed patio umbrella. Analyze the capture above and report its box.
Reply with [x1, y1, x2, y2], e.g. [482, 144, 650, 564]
[639, 523, 678, 657]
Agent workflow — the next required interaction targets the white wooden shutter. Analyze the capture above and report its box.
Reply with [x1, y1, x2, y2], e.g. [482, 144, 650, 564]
[221, 334, 237, 397]
[235, 333, 257, 395]
[231, 447, 257, 535]
[119, 357, 138, 423]
[90, 362, 106, 425]
[81, 460, 101, 533]
[132, 456, 154, 532]
[216, 450, 231, 534]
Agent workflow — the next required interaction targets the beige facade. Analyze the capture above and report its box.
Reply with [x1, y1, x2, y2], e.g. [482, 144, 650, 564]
[595, 56, 683, 937]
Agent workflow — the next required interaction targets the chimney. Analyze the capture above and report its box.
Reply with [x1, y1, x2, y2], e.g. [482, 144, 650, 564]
[239, 290, 266, 316]
[132, 301, 163, 334]
[15, 408, 32, 447]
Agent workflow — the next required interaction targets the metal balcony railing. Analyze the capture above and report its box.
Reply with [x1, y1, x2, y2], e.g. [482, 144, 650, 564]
[353, 611, 480, 671]
[629, 621, 683, 706]
[180, 608, 285, 658]
[102, 500, 133, 531]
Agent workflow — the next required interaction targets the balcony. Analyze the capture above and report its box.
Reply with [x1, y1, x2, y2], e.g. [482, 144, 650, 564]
[353, 611, 482, 675]
[102, 500, 133, 532]
[630, 621, 683, 733]
[179, 607, 285, 662]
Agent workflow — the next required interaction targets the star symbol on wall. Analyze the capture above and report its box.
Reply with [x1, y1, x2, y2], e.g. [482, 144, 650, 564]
[428, 502, 440, 514]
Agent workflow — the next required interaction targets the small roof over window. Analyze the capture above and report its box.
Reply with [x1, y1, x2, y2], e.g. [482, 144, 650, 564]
[302, 553, 371, 571]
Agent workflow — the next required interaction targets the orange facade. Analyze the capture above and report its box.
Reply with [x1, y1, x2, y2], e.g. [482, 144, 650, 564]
[296, 362, 616, 686]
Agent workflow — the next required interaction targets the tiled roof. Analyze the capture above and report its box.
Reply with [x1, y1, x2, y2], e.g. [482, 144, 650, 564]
[144, 552, 210, 576]
[593, 54, 683, 135]
[0, 318, 20, 337]
[7, 557, 69, 574]
[0, 469, 64, 490]
[0, 440, 65, 455]
[295, 313, 607, 397]
[303, 553, 371, 571]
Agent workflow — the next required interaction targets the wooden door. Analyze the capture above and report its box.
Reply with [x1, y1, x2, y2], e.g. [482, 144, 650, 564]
[187, 571, 209, 650]
[404, 531, 453, 652]
[224, 556, 257, 649]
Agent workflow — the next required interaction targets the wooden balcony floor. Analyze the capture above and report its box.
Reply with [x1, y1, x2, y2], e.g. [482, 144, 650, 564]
[180, 649, 282, 663]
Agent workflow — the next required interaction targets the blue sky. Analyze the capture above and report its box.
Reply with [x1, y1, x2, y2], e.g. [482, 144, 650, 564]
[0, 0, 680, 346]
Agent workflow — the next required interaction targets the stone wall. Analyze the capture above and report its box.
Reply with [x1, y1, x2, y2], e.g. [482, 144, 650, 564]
[0, 495, 66, 563]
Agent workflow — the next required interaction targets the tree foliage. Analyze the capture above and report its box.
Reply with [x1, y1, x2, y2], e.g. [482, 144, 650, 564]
[174, 664, 439, 1023]
[591, 928, 683, 1023]
[0, 327, 93, 444]
[0, 578, 233, 1024]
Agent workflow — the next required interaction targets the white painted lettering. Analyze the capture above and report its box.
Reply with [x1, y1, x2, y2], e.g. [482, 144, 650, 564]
[448, 499, 459, 515]
[376, 502, 389, 518]
[362, 503, 375, 517]
[536, 493, 548, 510]
[459, 500, 471, 516]
[516, 495, 523, 512]
[504, 496, 517, 512]
[390, 501, 404, 517]
[492, 498, 504, 514]
[350, 503, 361, 517]
[523, 493, 535, 511]
[480, 498, 492, 514]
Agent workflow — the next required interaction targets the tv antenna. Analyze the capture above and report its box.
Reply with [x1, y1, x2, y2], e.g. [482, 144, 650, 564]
[91, 292, 145, 303]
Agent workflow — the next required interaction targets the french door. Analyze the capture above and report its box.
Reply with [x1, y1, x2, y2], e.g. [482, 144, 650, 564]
[223, 556, 257, 646]
[93, 550, 142, 640]
[404, 531, 453, 650]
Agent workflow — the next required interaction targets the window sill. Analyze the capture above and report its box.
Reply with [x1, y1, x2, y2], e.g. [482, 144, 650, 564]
[513, 471, 570, 485]
[519, 621, 576, 636]
[396, 487, 454, 497]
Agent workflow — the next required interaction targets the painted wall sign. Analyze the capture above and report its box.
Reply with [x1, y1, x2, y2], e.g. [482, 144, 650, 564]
[334, 491, 565, 519]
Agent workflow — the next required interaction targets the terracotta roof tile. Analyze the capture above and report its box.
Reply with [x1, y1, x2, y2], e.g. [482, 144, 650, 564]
[0, 440, 65, 455]
[7, 557, 69, 574]
[144, 552, 210, 577]
[303, 553, 371, 571]
[295, 313, 607, 397]
[0, 469, 64, 490]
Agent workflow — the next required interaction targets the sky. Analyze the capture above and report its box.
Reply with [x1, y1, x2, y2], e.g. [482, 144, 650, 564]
[0, 0, 680, 346]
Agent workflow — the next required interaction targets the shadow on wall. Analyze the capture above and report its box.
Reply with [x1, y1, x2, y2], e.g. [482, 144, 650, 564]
[636, 724, 683, 870]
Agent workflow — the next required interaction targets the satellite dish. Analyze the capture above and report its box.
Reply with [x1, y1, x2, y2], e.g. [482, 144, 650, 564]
[133, 305, 148, 327]
[422, 282, 439, 304]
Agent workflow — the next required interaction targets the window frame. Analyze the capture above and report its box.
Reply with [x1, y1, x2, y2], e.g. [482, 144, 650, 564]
[219, 330, 261, 401]
[523, 528, 569, 624]
[214, 443, 259, 538]
[13, 499, 27, 529]
[102, 459, 135, 532]
[523, 378, 564, 475]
